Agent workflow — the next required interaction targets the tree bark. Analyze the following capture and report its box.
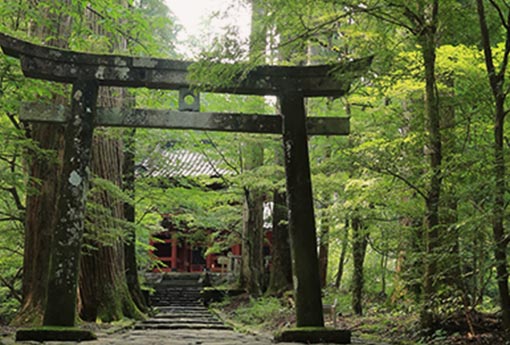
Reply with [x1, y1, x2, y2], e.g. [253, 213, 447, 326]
[12, 124, 64, 326]
[351, 215, 367, 316]
[77, 2, 144, 321]
[318, 208, 330, 289]
[476, 0, 510, 331]
[79, 131, 143, 322]
[123, 128, 148, 313]
[12, 0, 70, 326]
[335, 221, 349, 290]
[267, 186, 292, 296]
[240, 170, 264, 296]
[419, 1, 442, 329]
[239, 0, 267, 296]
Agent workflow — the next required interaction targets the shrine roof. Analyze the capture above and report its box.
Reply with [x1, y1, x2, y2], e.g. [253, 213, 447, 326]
[138, 146, 230, 179]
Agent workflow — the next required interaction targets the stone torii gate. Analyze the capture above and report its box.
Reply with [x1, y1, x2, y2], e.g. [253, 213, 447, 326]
[0, 34, 370, 333]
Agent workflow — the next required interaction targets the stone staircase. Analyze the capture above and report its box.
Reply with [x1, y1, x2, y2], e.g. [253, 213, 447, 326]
[136, 273, 231, 331]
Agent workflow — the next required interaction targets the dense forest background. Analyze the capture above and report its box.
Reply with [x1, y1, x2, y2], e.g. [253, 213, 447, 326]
[1, 0, 510, 343]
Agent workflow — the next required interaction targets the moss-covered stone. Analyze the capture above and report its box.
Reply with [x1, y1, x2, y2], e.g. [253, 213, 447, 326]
[201, 288, 246, 306]
[15, 327, 97, 342]
[274, 327, 351, 344]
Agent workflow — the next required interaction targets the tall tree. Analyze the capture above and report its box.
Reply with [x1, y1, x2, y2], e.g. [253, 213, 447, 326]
[239, 0, 267, 296]
[351, 214, 368, 315]
[79, 129, 142, 321]
[123, 128, 148, 313]
[12, 0, 70, 325]
[340, 0, 442, 328]
[476, 0, 510, 332]
[78, 2, 144, 320]
[267, 152, 292, 295]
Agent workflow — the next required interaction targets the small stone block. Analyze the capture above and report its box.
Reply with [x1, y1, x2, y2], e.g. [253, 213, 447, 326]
[178, 88, 200, 112]
[274, 328, 351, 344]
[15, 327, 97, 342]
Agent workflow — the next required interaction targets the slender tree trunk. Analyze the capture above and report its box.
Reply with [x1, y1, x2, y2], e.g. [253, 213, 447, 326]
[351, 216, 367, 316]
[420, 3, 442, 328]
[239, 0, 266, 296]
[318, 206, 330, 289]
[439, 77, 461, 294]
[476, 0, 510, 332]
[267, 186, 292, 296]
[335, 221, 349, 289]
[240, 183, 265, 296]
[380, 253, 388, 296]
[123, 128, 147, 312]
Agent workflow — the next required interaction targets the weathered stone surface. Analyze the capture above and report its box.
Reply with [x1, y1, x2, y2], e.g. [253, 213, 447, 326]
[20, 103, 350, 135]
[4, 327, 392, 345]
[201, 288, 246, 306]
[0, 33, 372, 97]
[275, 328, 351, 344]
[42, 80, 98, 327]
[281, 93, 324, 327]
[15, 328, 96, 342]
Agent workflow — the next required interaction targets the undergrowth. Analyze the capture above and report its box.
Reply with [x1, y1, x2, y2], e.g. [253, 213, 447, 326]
[211, 294, 294, 333]
[212, 292, 508, 345]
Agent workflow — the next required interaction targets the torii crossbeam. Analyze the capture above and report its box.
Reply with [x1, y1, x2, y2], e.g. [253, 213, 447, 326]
[0, 33, 371, 333]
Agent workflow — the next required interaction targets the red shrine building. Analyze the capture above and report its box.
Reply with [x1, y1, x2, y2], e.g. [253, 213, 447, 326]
[150, 218, 243, 273]
[142, 146, 272, 273]
[150, 212, 273, 273]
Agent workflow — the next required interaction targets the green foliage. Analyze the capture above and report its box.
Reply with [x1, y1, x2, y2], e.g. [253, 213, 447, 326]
[223, 296, 293, 332]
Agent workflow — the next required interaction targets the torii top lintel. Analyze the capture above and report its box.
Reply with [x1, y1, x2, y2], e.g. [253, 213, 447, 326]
[0, 33, 371, 97]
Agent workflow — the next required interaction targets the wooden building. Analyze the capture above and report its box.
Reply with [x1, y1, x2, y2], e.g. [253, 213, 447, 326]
[150, 211, 273, 274]
[150, 218, 243, 273]
[142, 144, 272, 273]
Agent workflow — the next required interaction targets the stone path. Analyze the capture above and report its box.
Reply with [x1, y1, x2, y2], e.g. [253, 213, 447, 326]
[2, 274, 388, 344]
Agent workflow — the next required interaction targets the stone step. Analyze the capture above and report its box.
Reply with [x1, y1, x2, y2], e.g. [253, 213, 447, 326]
[157, 280, 202, 285]
[140, 275, 232, 333]
[151, 296, 201, 300]
[152, 314, 219, 320]
[151, 302, 202, 306]
[154, 311, 212, 317]
[155, 305, 208, 311]
[155, 314, 213, 320]
[143, 318, 224, 325]
[151, 295, 201, 300]
[134, 323, 232, 330]
[161, 273, 202, 280]
[155, 285, 202, 288]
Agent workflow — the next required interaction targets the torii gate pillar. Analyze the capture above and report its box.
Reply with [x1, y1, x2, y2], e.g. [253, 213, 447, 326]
[280, 92, 324, 326]
[43, 79, 98, 326]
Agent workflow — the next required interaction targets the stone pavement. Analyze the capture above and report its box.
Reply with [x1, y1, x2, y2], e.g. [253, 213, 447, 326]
[0, 324, 387, 345]
[2, 323, 387, 345]
[1, 273, 387, 344]
[82, 327, 384, 345]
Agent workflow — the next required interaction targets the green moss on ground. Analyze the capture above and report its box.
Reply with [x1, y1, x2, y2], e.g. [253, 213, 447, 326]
[15, 326, 96, 342]
[274, 327, 351, 344]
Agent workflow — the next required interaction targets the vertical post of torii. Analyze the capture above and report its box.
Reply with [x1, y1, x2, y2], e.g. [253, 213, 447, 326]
[280, 92, 324, 327]
[43, 79, 98, 326]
